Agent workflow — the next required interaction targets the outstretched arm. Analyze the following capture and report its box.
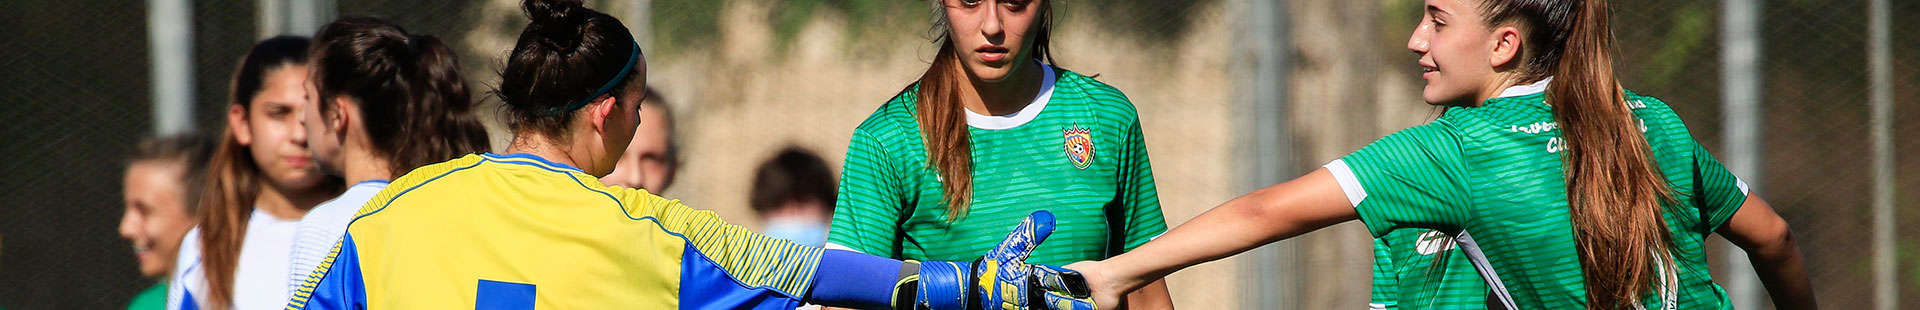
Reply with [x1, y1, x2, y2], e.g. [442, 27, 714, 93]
[1073, 168, 1355, 307]
[1715, 195, 1815, 308]
[808, 211, 1095, 310]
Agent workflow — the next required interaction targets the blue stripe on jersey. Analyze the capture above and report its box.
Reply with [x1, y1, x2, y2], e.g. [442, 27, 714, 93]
[679, 243, 806, 310]
[350, 159, 489, 223]
[181, 290, 199, 310]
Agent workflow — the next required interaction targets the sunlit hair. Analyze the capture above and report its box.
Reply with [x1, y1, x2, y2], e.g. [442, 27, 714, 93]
[1476, 0, 1676, 306]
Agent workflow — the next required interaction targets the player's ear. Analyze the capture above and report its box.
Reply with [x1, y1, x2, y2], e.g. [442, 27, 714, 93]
[1489, 25, 1524, 69]
[586, 95, 617, 136]
[228, 104, 253, 146]
[327, 98, 351, 137]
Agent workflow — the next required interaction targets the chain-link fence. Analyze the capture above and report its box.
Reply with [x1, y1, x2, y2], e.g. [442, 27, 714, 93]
[1, 0, 1911, 308]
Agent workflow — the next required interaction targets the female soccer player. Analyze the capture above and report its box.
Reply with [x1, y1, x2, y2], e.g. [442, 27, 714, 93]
[169, 36, 343, 310]
[600, 86, 678, 193]
[1069, 0, 1815, 308]
[284, 17, 493, 298]
[120, 133, 213, 310]
[289, 1, 1092, 309]
[828, 0, 1172, 307]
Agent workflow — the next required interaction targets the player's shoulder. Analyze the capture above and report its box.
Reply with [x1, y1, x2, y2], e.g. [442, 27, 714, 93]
[1623, 89, 1674, 110]
[355, 154, 488, 218]
[856, 83, 930, 143]
[1051, 66, 1139, 116]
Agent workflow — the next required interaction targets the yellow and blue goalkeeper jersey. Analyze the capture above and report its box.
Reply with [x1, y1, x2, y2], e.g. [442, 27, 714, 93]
[288, 153, 823, 309]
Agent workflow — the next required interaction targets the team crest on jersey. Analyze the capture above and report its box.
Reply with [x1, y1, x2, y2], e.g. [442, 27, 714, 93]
[1063, 125, 1095, 169]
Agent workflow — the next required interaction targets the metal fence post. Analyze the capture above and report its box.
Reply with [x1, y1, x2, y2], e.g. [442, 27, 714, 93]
[1867, 0, 1895, 308]
[258, 0, 333, 38]
[149, 0, 195, 135]
[1720, 0, 1763, 308]
[1237, 0, 1294, 308]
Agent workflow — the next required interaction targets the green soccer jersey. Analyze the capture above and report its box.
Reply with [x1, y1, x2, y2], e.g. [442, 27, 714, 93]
[1370, 229, 1488, 310]
[1330, 84, 1750, 309]
[827, 64, 1168, 266]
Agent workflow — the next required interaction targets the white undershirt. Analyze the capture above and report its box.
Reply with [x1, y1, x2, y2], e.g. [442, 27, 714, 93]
[963, 63, 1056, 130]
[166, 208, 303, 310]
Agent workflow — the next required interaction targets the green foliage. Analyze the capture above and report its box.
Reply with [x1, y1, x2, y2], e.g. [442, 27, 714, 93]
[1635, 3, 1711, 90]
[650, 0, 727, 55]
[651, 0, 1219, 59]
[768, 0, 929, 53]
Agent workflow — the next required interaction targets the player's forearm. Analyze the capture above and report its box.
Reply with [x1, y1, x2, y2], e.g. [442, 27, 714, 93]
[806, 250, 907, 309]
[1122, 278, 1175, 309]
[1107, 169, 1352, 292]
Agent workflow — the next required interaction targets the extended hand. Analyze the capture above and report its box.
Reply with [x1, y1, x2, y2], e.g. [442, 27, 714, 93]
[1063, 260, 1128, 310]
[910, 211, 1096, 310]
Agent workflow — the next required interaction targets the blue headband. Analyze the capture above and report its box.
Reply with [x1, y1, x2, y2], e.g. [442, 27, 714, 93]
[541, 41, 641, 115]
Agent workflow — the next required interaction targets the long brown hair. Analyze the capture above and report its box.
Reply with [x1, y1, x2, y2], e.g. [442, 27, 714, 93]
[1478, 0, 1675, 306]
[311, 17, 492, 175]
[198, 36, 334, 308]
[916, 0, 1057, 219]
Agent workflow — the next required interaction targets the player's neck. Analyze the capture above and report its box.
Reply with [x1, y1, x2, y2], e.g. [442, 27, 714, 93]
[506, 133, 585, 172]
[338, 143, 392, 185]
[254, 184, 323, 220]
[960, 62, 1044, 116]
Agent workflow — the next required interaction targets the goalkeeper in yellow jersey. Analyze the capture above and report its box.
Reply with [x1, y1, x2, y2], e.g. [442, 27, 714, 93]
[286, 1, 1092, 309]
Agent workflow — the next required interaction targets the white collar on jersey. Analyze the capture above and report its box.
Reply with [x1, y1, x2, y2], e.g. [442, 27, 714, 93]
[1494, 76, 1553, 98]
[964, 62, 1057, 130]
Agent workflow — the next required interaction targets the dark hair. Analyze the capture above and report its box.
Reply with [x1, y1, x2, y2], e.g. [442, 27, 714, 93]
[496, 0, 643, 141]
[749, 146, 838, 215]
[199, 35, 338, 309]
[1477, 0, 1675, 306]
[128, 132, 216, 215]
[916, 0, 1057, 219]
[311, 17, 492, 175]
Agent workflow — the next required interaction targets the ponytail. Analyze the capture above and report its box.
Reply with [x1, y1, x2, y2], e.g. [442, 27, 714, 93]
[916, 43, 974, 218]
[312, 17, 492, 176]
[917, 0, 1057, 220]
[1481, 0, 1678, 306]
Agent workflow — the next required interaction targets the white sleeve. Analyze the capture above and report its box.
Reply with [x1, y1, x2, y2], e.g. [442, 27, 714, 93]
[168, 228, 203, 310]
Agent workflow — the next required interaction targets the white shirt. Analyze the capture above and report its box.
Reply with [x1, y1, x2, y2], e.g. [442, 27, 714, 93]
[286, 180, 387, 297]
[166, 208, 303, 310]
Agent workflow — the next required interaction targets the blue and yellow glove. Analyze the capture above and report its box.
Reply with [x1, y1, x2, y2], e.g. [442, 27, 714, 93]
[896, 210, 1096, 310]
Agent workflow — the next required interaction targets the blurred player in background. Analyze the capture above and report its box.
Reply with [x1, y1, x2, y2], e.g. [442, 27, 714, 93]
[828, 0, 1173, 308]
[288, 0, 1094, 308]
[749, 146, 837, 247]
[168, 35, 344, 310]
[600, 86, 679, 193]
[1069, 0, 1815, 308]
[284, 16, 492, 300]
[119, 133, 213, 310]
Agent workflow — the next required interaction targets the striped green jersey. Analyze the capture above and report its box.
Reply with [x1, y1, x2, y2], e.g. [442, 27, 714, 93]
[1329, 83, 1750, 309]
[1369, 229, 1487, 310]
[827, 64, 1168, 266]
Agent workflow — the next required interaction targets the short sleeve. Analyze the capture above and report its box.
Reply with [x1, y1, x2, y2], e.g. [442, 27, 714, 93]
[1326, 124, 1474, 238]
[1690, 142, 1750, 232]
[1114, 118, 1169, 253]
[827, 129, 910, 256]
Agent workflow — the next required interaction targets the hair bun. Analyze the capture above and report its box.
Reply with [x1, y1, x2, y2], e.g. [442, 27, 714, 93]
[524, 0, 588, 49]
